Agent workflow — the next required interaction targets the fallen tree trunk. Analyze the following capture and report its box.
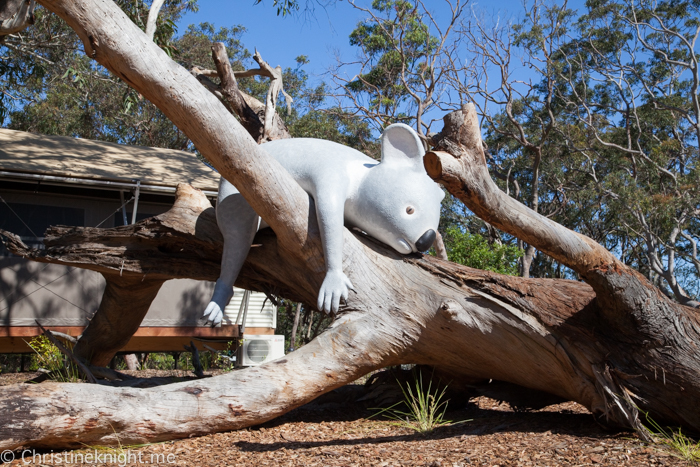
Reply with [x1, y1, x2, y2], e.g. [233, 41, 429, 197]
[2, 179, 699, 448]
[1, 0, 699, 450]
[0, 185, 611, 448]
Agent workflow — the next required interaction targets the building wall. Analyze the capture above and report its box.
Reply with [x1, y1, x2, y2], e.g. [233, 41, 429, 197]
[0, 187, 171, 232]
[1, 184, 276, 332]
[224, 287, 277, 329]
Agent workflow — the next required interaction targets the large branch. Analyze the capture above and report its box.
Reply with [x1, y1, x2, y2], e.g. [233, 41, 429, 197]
[0, 0, 34, 36]
[425, 104, 700, 428]
[1, 316, 396, 449]
[0, 185, 614, 448]
[426, 104, 620, 277]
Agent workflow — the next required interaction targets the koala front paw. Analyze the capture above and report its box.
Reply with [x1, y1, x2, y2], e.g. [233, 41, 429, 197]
[202, 301, 224, 326]
[202, 279, 233, 326]
[317, 270, 354, 314]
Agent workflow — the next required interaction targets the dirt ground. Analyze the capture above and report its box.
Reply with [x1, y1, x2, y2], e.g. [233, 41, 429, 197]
[1, 370, 693, 466]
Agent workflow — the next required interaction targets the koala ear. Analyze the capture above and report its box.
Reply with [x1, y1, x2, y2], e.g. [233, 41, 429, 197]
[380, 123, 425, 169]
[436, 185, 446, 201]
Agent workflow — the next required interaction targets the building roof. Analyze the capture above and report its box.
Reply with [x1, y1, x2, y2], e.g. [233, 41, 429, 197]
[0, 128, 220, 193]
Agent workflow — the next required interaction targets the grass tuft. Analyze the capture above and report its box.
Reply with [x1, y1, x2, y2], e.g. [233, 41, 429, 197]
[25, 335, 80, 382]
[644, 413, 700, 463]
[370, 371, 469, 433]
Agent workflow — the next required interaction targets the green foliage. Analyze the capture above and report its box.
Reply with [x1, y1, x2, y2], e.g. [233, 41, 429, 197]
[370, 372, 466, 433]
[0, 5, 246, 151]
[644, 413, 700, 463]
[254, 0, 300, 16]
[470, 0, 699, 292]
[276, 56, 379, 155]
[25, 335, 80, 382]
[211, 343, 237, 371]
[443, 227, 522, 276]
[288, 107, 379, 156]
[174, 22, 249, 72]
[344, 0, 441, 129]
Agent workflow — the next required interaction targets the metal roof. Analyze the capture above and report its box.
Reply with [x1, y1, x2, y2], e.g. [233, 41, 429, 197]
[0, 128, 220, 193]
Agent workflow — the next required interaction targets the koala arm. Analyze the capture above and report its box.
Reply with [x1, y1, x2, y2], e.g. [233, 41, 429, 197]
[312, 185, 354, 314]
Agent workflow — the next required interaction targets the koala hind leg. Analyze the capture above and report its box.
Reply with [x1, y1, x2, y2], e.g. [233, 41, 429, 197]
[202, 179, 260, 325]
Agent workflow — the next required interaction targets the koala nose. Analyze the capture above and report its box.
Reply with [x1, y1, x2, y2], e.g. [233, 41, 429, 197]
[415, 229, 436, 252]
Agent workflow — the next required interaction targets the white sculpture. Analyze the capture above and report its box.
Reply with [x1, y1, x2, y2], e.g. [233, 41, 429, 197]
[203, 123, 444, 324]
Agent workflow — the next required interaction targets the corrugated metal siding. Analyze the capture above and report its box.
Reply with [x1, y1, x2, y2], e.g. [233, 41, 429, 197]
[223, 287, 276, 329]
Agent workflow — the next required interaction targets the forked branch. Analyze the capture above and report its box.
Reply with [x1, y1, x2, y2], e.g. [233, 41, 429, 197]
[426, 103, 623, 280]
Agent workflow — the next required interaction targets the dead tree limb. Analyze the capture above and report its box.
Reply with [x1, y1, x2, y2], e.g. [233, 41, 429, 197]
[249, 50, 293, 140]
[72, 275, 165, 366]
[433, 230, 448, 261]
[0, 0, 35, 37]
[211, 43, 290, 142]
[2, 178, 700, 448]
[192, 44, 291, 142]
[144, 0, 164, 42]
[426, 103, 700, 434]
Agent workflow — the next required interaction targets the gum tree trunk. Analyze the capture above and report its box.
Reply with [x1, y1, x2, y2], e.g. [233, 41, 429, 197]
[0, 0, 699, 450]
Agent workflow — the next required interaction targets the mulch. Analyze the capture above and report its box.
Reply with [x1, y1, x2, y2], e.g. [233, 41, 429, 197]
[1, 370, 691, 466]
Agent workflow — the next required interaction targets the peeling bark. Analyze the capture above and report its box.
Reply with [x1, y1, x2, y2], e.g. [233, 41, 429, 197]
[0, 186, 601, 448]
[2, 180, 700, 448]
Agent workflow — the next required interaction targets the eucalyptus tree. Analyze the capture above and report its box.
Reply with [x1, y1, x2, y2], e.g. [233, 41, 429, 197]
[552, 0, 700, 305]
[332, 0, 464, 141]
[444, 1, 581, 278]
[1, 0, 203, 148]
[446, 0, 699, 299]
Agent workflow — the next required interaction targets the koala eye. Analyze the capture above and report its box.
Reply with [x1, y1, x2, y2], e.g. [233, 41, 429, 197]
[406, 206, 415, 215]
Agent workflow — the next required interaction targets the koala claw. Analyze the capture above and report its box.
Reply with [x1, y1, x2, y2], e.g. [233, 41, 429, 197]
[203, 279, 233, 326]
[317, 270, 354, 314]
[202, 301, 224, 326]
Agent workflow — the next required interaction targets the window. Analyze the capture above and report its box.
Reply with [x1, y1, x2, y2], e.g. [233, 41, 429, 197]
[0, 203, 84, 256]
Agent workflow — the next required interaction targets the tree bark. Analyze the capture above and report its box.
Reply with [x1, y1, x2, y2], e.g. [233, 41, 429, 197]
[0, 187, 602, 448]
[425, 104, 700, 433]
[124, 354, 140, 371]
[210, 43, 290, 143]
[1, 0, 699, 450]
[2, 177, 700, 447]
[433, 230, 448, 261]
[73, 276, 165, 367]
[0, 0, 34, 36]
[289, 302, 302, 351]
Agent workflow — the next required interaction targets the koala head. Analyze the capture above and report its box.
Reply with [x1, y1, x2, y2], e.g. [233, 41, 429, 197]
[355, 123, 445, 254]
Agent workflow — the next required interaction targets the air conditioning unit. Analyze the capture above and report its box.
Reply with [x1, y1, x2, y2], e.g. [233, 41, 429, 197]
[238, 335, 285, 366]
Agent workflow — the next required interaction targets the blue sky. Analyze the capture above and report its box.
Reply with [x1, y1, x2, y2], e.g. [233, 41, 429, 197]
[175, 0, 591, 134]
[177, 1, 367, 84]
[175, 0, 567, 88]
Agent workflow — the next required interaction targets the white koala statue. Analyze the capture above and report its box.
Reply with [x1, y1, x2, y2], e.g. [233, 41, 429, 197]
[203, 123, 445, 325]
